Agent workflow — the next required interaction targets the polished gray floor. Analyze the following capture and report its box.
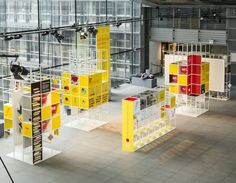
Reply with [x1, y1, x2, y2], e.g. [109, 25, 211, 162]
[0, 86, 236, 183]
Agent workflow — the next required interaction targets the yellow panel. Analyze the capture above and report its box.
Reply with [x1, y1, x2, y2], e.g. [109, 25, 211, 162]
[95, 84, 102, 95]
[52, 116, 61, 130]
[42, 106, 51, 120]
[72, 96, 80, 107]
[202, 62, 210, 73]
[160, 107, 165, 119]
[102, 82, 108, 93]
[169, 64, 179, 74]
[52, 77, 60, 85]
[102, 93, 109, 104]
[178, 75, 187, 85]
[93, 72, 102, 85]
[4, 104, 12, 119]
[205, 82, 209, 92]
[79, 75, 89, 87]
[79, 97, 95, 109]
[170, 96, 176, 108]
[62, 95, 71, 106]
[62, 72, 71, 78]
[169, 85, 179, 94]
[122, 99, 135, 152]
[101, 71, 108, 82]
[96, 26, 111, 73]
[71, 85, 79, 96]
[201, 72, 209, 84]
[62, 72, 71, 86]
[4, 119, 13, 130]
[79, 87, 95, 97]
[159, 90, 165, 102]
[62, 78, 70, 87]
[51, 89, 60, 105]
[95, 95, 102, 105]
[22, 122, 32, 138]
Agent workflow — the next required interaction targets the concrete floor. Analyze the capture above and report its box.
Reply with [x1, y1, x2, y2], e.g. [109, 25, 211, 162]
[0, 85, 236, 183]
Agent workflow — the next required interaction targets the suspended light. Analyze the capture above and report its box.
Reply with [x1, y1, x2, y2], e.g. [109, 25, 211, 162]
[51, 30, 64, 43]
[42, 31, 50, 36]
[87, 26, 97, 35]
[4, 36, 14, 41]
[14, 34, 23, 39]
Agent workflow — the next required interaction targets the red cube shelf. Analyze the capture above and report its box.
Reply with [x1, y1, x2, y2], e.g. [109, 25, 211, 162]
[188, 55, 201, 65]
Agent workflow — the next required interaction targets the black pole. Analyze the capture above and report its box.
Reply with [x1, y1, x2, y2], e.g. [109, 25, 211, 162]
[0, 156, 14, 183]
[37, 0, 41, 66]
[106, 0, 108, 20]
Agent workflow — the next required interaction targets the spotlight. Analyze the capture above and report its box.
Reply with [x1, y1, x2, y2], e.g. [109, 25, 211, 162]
[42, 31, 50, 36]
[76, 27, 82, 32]
[213, 12, 217, 17]
[87, 26, 97, 35]
[200, 16, 204, 21]
[80, 29, 88, 40]
[14, 34, 23, 39]
[113, 18, 122, 27]
[51, 30, 64, 43]
[10, 60, 30, 80]
[4, 36, 14, 41]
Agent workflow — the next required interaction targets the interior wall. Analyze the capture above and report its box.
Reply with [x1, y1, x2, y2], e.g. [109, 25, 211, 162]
[149, 41, 162, 74]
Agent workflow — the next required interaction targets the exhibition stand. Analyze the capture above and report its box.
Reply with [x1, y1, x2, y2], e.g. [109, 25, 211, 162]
[1, 66, 61, 165]
[165, 44, 231, 101]
[122, 87, 176, 152]
[168, 54, 210, 117]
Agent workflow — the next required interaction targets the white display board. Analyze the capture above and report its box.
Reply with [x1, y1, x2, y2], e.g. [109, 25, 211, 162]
[203, 58, 225, 92]
[164, 54, 226, 92]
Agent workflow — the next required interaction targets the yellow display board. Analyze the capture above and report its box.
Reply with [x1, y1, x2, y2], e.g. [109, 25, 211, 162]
[4, 104, 13, 130]
[122, 90, 176, 152]
[96, 26, 110, 73]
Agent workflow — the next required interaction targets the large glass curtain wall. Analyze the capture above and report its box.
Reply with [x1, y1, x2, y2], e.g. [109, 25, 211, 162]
[0, 0, 142, 81]
[151, 7, 226, 30]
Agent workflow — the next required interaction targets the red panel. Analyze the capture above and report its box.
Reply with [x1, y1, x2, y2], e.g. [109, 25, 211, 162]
[188, 65, 192, 74]
[125, 97, 137, 101]
[191, 84, 201, 95]
[180, 66, 188, 74]
[188, 75, 192, 85]
[191, 65, 201, 74]
[191, 75, 201, 84]
[180, 86, 191, 95]
[188, 55, 202, 65]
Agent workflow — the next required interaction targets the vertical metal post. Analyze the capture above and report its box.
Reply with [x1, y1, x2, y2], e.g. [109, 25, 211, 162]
[131, 0, 134, 75]
[75, 0, 78, 60]
[106, 0, 108, 20]
[37, 0, 41, 66]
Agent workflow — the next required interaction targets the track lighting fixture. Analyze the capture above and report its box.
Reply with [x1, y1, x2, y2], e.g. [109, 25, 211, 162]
[4, 36, 14, 41]
[76, 27, 82, 32]
[51, 30, 64, 43]
[80, 29, 88, 40]
[42, 31, 50, 36]
[113, 18, 122, 27]
[87, 26, 97, 35]
[4, 34, 23, 41]
[10, 60, 29, 80]
[14, 34, 23, 39]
